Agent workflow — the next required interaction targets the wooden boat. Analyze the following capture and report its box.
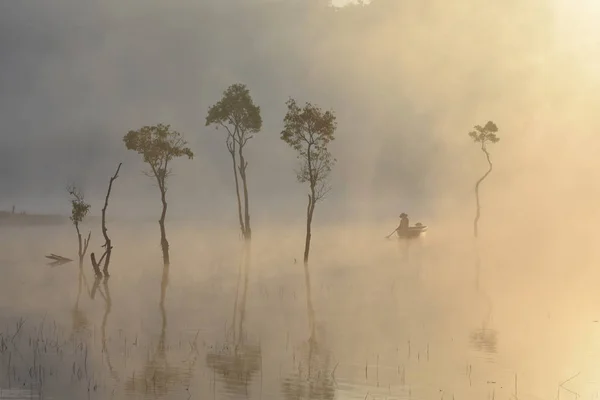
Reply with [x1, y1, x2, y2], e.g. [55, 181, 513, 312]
[397, 224, 428, 239]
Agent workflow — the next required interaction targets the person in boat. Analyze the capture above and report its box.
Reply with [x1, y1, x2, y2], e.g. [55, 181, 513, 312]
[385, 213, 412, 239]
[397, 213, 409, 236]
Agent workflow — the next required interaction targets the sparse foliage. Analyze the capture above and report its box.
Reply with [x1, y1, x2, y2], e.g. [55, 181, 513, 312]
[469, 120, 500, 238]
[67, 185, 91, 266]
[281, 98, 337, 264]
[123, 124, 194, 265]
[206, 84, 262, 241]
[67, 185, 91, 226]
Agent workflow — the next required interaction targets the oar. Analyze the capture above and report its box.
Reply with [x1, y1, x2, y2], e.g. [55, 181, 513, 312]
[385, 230, 397, 239]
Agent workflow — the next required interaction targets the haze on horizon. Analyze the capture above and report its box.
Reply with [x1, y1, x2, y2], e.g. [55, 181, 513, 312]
[0, 0, 598, 232]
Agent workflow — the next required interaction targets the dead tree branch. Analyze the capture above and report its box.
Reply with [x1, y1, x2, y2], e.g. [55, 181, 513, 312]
[90, 163, 122, 278]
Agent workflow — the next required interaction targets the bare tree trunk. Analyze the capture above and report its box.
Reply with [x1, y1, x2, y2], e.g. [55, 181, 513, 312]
[159, 188, 170, 266]
[473, 147, 493, 238]
[303, 193, 315, 265]
[89, 163, 121, 277]
[238, 147, 251, 241]
[75, 223, 91, 267]
[90, 252, 103, 279]
[101, 163, 122, 276]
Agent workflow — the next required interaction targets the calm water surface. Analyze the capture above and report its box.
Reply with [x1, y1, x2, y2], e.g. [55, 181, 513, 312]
[1, 223, 599, 399]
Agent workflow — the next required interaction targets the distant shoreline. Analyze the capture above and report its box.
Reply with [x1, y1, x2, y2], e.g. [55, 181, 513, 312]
[0, 211, 101, 227]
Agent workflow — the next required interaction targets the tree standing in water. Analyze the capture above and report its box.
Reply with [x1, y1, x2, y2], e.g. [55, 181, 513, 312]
[469, 121, 500, 238]
[281, 98, 337, 265]
[123, 124, 194, 265]
[90, 163, 122, 278]
[206, 84, 262, 241]
[67, 185, 91, 266]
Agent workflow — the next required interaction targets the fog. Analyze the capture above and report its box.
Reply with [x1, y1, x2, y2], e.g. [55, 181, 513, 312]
[3, 0, 596, 223]
[2, 0, 600, 399]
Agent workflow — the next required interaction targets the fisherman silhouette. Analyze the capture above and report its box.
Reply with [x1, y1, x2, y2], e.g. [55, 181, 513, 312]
[398, 213, 409, 234]
[386, 213, 410, 239]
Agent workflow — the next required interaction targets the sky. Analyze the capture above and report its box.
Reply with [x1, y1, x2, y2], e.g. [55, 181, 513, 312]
[1, 0, 599, 229]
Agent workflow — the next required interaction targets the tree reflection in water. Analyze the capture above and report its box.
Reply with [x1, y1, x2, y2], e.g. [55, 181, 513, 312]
[125, 264, 196, 397]
[281, 261, 336, 400]
[206, 243, 262, 397]
[70, 265, 91, 337]
[469, 267, 498, 356]
[90, 276, 119, 382]
[469, 326, 498, 354]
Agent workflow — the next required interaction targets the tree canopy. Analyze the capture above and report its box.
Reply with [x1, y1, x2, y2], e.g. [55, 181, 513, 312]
[205, 83, 262, 146]
[281, 98, 337, 202]
[123, 123, 194, 188]
[469, 121, 500, 148]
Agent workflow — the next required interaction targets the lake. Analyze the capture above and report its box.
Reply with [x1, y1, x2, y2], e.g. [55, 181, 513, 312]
[0, 221, 599, 399]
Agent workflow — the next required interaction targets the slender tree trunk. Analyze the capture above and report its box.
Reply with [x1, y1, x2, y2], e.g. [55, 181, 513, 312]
[238, 146, 251, 241]
[159, 188, 170, 266]
[303, 193, 315, 265]
[474, 146, 493, 238]
[229, 147, 245, 239]
[76, 223, 83, 264]
[303, 143, 315, 265]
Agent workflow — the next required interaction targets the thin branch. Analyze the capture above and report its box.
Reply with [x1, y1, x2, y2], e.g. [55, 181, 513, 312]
[97, 250, 109, 266]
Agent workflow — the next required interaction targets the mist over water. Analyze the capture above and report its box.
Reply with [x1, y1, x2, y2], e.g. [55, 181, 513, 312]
[2, 0, 600, 399]
[2, 218, 600, 400]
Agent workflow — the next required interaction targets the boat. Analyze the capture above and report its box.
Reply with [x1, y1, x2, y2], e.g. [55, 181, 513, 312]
[397, 223, 428, 239]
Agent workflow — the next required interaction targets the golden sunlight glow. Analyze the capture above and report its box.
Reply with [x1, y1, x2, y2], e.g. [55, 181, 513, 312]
[554, 0, 600, 45]
[551, 0, 600, 85]
[331, 0, 371, 7]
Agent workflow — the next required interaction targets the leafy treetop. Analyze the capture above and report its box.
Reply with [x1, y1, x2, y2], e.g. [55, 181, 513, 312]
[205, 83, 262, 148]
[468, 121, 500, 150]
[123, 123, 194, 188]
[281, 98, 337, 201]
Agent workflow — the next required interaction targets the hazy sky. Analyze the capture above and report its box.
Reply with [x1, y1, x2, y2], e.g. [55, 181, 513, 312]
[1, 0, 598, 228]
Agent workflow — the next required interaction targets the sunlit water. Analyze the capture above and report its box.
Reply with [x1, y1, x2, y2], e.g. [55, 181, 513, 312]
[1, 222, 600, 400]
